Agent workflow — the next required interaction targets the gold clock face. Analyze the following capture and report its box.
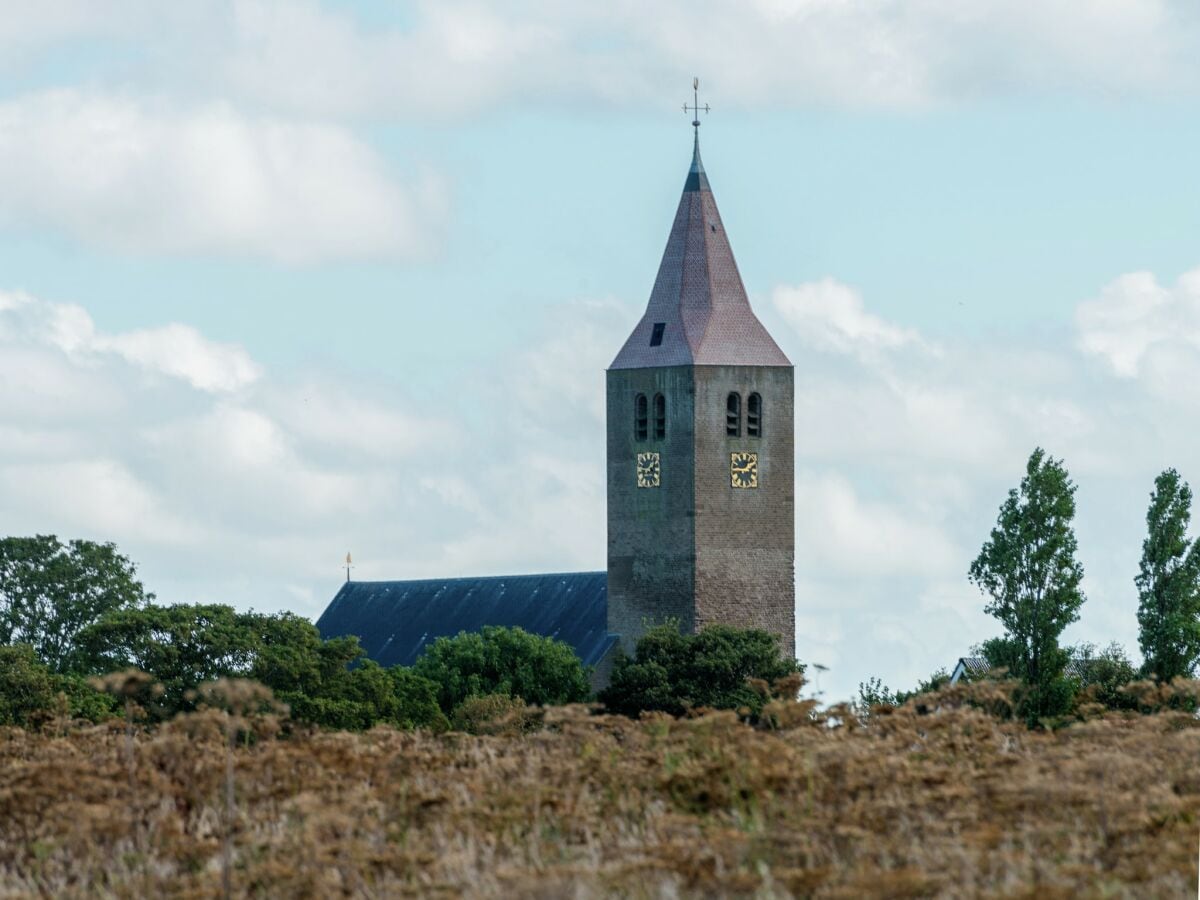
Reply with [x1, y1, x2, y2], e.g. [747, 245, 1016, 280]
[730, 451, 758, 489]
[636, 452, 661, 488]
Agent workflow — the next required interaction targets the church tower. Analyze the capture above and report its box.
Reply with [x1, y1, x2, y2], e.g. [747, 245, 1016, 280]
[606, 111, 795, 659]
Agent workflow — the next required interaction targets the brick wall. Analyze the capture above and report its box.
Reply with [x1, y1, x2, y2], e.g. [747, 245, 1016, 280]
[606, 364, 795, 660]
[606, 365, 697, 653]
[692, 366, 795, 659]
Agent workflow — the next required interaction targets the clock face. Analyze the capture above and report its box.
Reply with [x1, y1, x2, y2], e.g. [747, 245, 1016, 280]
[636, 452, 661, 488]
[730, 451, 758, 489]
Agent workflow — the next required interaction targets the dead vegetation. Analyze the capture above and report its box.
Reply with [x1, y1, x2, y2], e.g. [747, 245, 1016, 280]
[0, 681, 1197, 898]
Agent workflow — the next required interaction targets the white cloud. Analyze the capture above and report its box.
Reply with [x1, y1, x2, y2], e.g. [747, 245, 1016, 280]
[773, 279, 923, 357]
[0, 290, 260, 393]
[1076, 268, 1200, 382]
[7, 273, 1200, 702]
[0, 288, 618, 623]
[99, 325, 262, 394]
[0, 90, 446, 263]
[3, 2, 1200, 117]
[795, 471, 959, 577]
[772, 273, 1200, 699]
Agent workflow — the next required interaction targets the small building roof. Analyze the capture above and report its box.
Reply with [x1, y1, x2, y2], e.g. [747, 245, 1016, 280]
[609, 135, 792, 370]
[950, 656, 1095, 684]
[316, 571, 616, 669]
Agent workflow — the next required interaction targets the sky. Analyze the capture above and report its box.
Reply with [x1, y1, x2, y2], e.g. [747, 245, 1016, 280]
[4, 0, 1200, 701]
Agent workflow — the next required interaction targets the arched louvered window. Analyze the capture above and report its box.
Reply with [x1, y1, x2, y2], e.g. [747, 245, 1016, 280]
[726, 392, 741, 437]
[747, 393, 762, 438]
[635, 394, 648, 441]
[653, 393, 666, 439]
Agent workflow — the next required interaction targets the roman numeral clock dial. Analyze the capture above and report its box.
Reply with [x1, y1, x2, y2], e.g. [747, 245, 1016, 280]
[730, 452, 758, 489]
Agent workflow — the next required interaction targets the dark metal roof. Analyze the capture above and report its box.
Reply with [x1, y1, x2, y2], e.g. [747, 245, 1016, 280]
[610, 134, 791, 370]
[316, 571, 616, 669]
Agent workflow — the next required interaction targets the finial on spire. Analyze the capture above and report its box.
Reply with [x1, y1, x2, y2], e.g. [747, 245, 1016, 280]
[682, 76, 710, 138]
[344, 551, 354, 583]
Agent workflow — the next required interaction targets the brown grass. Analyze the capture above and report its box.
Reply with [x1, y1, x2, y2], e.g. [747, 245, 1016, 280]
[0, 683, 1197, 898]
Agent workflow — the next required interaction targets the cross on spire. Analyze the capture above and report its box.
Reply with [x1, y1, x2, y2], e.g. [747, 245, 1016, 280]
[682, 76, 709, 137]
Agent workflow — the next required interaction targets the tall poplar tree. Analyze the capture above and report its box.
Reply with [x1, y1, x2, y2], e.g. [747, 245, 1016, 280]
[969, 448, 1085, 721]
[1136, 469, 1200, 681]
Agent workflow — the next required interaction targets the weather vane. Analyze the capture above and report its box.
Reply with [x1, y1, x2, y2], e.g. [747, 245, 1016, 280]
[683, 76, 709, 136]
[344, 551, 354, 583]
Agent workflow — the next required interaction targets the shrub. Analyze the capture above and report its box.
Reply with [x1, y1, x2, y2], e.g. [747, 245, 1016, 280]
[1072, 642, 1139, 712]
[0, 644, 116, 727]
[451, 694, 542, 735]
[599, 624, 802, 720]
[0, 644, 57, 727]
[413, 626, 591, 714]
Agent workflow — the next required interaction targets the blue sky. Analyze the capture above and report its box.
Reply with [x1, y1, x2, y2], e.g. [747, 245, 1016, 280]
[4, 1, 1200, 700]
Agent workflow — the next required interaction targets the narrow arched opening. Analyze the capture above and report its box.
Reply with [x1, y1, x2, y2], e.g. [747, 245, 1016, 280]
[747, 392, 762, 438]
[726, 392, 741, 437]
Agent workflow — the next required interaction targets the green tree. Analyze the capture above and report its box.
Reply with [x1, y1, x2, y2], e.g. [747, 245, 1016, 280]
[969, 448, 1085, 723]
[599, 624, 802, 720]
[250, 616, 446, 731]
[1135, 469, 1200, 681]
[0, 644, 57, 727]
[412, 626, 591, 715]
[1072, 642, 1138, 712]
[0, 535, 150, 672]
[857, 669, 951, 712]
[0, 644, 115, 727]
[77, 603, 446, 730]
[74, 604, 261, 716]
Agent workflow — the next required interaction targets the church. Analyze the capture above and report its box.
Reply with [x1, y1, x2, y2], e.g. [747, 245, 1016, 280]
[317, 117, 796, 685]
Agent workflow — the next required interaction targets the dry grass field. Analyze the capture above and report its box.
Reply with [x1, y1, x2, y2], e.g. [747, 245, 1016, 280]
[1, 682, 1198, 898]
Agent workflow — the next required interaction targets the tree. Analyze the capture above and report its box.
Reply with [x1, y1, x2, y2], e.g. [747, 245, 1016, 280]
[74, 604, 261, 716]
[599, 624, 802, 720]
[0, 535, 150, 672]
[1135, 469, 1200, 681]
[412, 626, 591, 715]
[969, 448, 1085, 723]
[0, 644, 116, 727]
[1072, 642, 1138, 712]
[857, 669, 951, 713]
[74, 603, 445, 729]
[857, 676, 900, 711]
[0, 644, 58, 727]
[250, 615, 446, 731]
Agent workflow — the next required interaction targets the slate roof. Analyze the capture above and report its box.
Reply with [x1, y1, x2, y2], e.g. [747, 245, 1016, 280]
[316, 571, 616, 669]
[610, 134, 792, 370]
[950, 656, 1094, 684]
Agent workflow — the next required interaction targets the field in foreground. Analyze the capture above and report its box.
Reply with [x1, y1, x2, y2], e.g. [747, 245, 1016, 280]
[1, 688, 1198, 898]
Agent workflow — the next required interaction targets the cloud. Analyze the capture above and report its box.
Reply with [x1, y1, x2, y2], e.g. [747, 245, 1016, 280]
[0, 290, 261, 393]
[1076, 268, 1200, 383]
[6, 273, 1200, 702]
[773, 279, 924, 357]
[0, 90, 447, 263]
[770, 273, 1200, 697]
[0, 288, 622, 624]
[4, 1, 1199, 117]
[97, 325, 262, 394]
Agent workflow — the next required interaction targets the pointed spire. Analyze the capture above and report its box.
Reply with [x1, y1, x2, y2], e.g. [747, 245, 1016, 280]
[609, 123, 791, 370]
[685, 131, 709, 193]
